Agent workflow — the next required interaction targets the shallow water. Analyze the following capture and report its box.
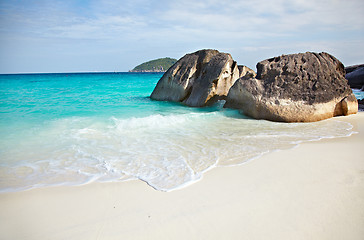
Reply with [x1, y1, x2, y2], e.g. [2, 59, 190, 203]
[0, 73, 355, 192]
[352, 88, 364, 100]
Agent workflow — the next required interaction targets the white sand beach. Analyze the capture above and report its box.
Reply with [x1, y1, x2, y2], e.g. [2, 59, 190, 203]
[1, 112, 363, 240]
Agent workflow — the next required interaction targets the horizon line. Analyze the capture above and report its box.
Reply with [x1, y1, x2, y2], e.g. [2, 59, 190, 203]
[0, 71, 166, 75]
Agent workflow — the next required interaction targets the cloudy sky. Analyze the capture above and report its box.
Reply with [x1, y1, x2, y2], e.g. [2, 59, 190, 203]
[0, 0, 363, 73]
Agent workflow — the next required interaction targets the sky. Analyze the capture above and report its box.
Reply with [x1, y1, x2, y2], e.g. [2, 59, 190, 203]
[0, 0, 363, 73]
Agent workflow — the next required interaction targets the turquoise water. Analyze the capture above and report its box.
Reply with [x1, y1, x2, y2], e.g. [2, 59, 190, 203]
[0, 73, 356, 192]
[353, 89, 364, 100]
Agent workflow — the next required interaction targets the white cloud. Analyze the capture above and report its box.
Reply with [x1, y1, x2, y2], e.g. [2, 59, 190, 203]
[46, 15, 146, 39]
[3, 0, 362, 41]
[0, 0, 363, 72]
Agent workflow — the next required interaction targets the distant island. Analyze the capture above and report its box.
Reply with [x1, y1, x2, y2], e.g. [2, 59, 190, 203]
[129, 57, 177, 72]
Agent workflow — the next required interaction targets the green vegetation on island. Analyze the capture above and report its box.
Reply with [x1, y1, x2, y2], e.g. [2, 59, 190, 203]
[129, 57, 177, 72]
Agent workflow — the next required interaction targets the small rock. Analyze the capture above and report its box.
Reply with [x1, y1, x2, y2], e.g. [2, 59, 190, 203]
[345, 65, 364, 89]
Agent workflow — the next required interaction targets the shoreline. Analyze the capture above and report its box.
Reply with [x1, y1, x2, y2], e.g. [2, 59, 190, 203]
[0, 113, 356, 194]
[1, 112, 363, 239]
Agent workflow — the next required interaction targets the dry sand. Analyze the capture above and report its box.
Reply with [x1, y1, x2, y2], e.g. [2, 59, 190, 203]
[1, 112, 363, 240]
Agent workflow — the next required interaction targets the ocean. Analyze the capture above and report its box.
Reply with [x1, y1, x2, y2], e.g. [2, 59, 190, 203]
[0, 72, 361, 192]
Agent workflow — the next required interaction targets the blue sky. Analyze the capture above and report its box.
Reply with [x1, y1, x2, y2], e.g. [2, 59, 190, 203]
[0, 0, 363, 73]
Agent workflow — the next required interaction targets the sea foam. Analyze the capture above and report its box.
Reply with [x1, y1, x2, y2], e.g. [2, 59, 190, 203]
[0, 111, 354, 192]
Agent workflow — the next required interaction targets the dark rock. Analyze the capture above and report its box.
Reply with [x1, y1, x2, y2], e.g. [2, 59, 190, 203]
[345, 65, 364, 89]
[358, 98, 364, 111]
[345, 64, 364, 74]
[224, 52, 358, 122]
[150, 49, 240, 107]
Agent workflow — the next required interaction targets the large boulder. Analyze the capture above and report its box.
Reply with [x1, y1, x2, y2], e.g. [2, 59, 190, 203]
[150, 49, 240, 107]
[224, 52, 358, 122]
[345, 64, 364, 90]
